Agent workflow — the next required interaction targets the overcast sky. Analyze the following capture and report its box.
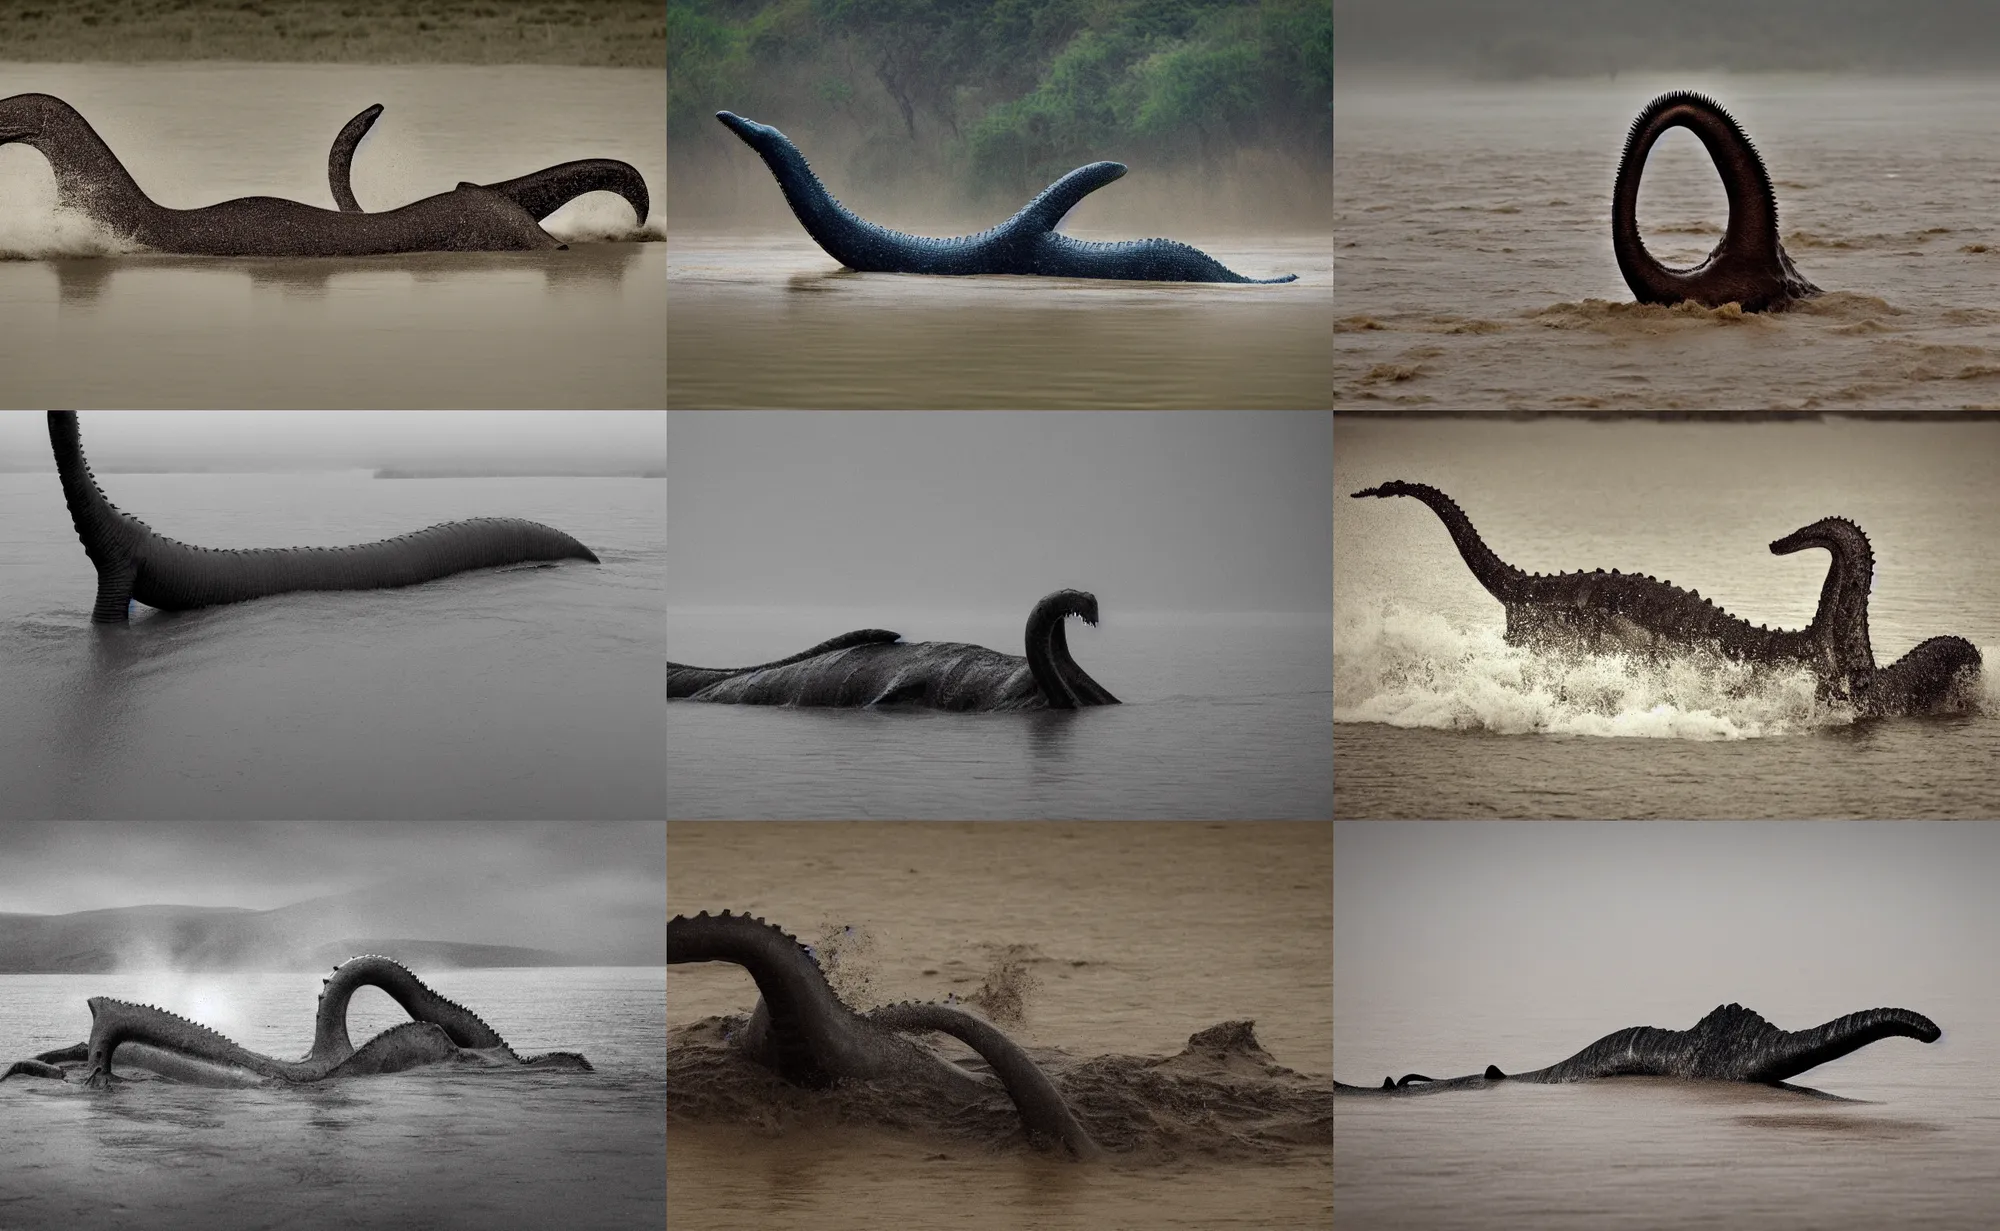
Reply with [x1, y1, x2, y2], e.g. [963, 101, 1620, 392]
[667, 411, 1332, 614]
[1337, 1, 2000, 74]
[0, 821, 663, 944]
[1337, 821, 2000, 1021]
[1, 411, 665, 474]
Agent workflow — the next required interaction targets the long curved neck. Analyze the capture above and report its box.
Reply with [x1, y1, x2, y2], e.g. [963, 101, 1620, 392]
[22, 103, 157, 233]
[1047, 620, 1117, 706]
[47, 410, 152, 621]
[668, 911, 851, 1083]
[739, 129, 884, 268]
[1611, 93, 1779, 303]
[1738, 1007, 1941, 1084]
[310, 955, 507, 1066]
[1024, 596, 1082, 709]
[1796, 524, 1877, 688]
[1352, 482, 1523, 604]
[482, 159, 650, 225]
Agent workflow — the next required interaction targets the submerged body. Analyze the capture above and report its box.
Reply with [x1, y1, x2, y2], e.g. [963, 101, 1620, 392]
[669, 910, 1100, 1159]
[1, 955, 591, 1087]
[1337, 1003, 1939, 1096]
[0, 92, 643, 257]
[1352, 480, 1982, 717]
[715, 111, 1296, 284]
[49, 410, 599, 623]
[667, 589, 1120, 711]
[1611, 91, 1821, 312]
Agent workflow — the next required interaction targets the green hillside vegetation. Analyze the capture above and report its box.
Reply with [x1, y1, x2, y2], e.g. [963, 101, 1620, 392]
[670, 0, 1330, 202]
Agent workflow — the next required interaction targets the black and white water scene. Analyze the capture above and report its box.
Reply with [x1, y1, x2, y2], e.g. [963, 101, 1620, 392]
[1335, 413, 1999, 818]
[0, 819, 664, 1231]
[1, 410, 664, 820]
[667, 410, 1333, 819]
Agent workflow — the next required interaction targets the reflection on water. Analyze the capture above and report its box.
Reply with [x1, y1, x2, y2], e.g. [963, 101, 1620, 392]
[666, 233, 1333, 408]
[0, 62, 664, 407]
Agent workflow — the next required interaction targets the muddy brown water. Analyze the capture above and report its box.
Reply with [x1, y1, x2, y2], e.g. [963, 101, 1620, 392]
[0, 62, 663, 407]
[666, 234, 1333, 408]
[666, 821, 1333, 1230]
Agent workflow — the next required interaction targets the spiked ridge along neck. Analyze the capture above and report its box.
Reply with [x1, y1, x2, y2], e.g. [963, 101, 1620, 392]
[1622, 91, 1780, 225]
[1609, 90, 1817, 311]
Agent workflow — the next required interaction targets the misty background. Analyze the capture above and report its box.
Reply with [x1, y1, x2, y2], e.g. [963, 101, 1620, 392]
[0, 821, 665, 971]
[1336, 821, 1995, 1060]
[667, 410, 1332, 617]
[670, 0, 1331, 230]
[0, 411, 665, 477]
[1335, 0, 2000, 78]
[1335, 821, 2000, 1230]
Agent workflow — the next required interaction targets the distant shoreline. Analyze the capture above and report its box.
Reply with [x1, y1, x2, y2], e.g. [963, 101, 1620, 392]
[374, 468, 666, 479]
[0, 1, 664, 69]
[0, 467, 663, 477]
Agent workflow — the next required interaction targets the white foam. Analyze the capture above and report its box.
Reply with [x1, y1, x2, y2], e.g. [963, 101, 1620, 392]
[1334, 600, 1847, 740]
[0, 149, 138, 257]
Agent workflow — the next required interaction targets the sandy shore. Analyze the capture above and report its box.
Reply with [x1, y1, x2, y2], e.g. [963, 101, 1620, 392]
[0, 0, 663, 68]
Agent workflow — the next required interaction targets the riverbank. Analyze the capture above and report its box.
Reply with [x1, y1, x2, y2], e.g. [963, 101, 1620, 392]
[0, 0, 663, 68]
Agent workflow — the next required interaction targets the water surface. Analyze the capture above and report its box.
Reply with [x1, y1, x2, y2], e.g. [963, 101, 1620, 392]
[1336, 822, 2000, 1229]
[0, 966, 664, 1231]
[1336, 75, 2000, 409]
[667, 233, 1332, 408]
[1334, 417, 2000, 818]
[1, 469, 664, 819]
[0, 62, 664, 407]
[668, 611, 1332, 819]
[667, 820, 1332, 1230]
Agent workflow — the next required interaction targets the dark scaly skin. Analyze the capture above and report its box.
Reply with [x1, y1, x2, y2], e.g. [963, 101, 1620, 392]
[1351, 481, 1982, 717]
[668, 910, 1101, 1159]
[1335, 1004, 1940, 1097]
[327, 102, 650, 226]
[665, 589, 1120, 711]
[0, 955, 591, 1087]
[715, 111, 1297, 284]
[1612, 91, 1821, 312]
[0, 92, 570, 256]
[49, 411, 600, 623]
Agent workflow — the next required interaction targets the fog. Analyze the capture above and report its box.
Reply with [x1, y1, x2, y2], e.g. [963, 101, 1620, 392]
[1335, 822, 1998, 1018]
[667, 410, 1333, 615]
[1336, 0, 2000, 76]
[674, 117, 1334, 234]
[0, 821, 665, 965]
[0, 411, 666, 475]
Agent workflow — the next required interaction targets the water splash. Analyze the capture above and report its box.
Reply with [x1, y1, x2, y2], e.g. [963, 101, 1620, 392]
[1335, 600, 1842, 739]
